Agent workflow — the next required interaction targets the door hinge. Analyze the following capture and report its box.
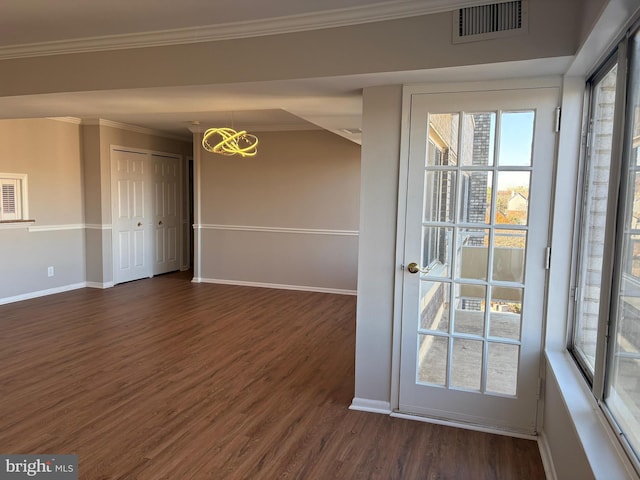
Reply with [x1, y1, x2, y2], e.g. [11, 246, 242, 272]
[554, 106, 561, 133]
[537, 377, 544, 400]
[544, 246, 551, 270]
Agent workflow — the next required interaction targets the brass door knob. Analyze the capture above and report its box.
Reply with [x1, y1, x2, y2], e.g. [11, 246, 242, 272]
[407, 262, 431, 274]
[407, 262, 420, 274]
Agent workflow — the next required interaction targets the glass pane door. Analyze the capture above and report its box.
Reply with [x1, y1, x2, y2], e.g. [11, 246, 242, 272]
[399, 88, 558, 433]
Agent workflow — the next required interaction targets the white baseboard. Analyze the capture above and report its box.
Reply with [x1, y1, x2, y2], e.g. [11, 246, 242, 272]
[349, 398, 392, 414]
[537, 431, 557, 480]
[86, 281, 115, 289]
[0, 282, 87, 305]
[194, 277, 357, 296]
[390, 412, 538, 440]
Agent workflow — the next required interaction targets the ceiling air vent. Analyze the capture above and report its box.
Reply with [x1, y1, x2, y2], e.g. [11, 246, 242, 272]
[452, 0, 528, 44]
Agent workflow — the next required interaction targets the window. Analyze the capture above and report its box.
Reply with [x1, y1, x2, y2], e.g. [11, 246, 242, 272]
[0, 174, 28, 222]
[572, 25, 640, 469]
[573, 60, 618, 377]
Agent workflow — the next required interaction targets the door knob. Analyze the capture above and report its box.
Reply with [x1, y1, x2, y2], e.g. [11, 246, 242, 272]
[137, 222, 142, 227]
[407, 262, 431, 274]
[158, 220, 163, 226]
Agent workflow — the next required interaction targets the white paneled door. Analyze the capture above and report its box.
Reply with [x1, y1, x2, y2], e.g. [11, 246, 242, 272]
[112, 150, 152, 284]
[398, 88, 558, 434]
[152, 154, 180, 275]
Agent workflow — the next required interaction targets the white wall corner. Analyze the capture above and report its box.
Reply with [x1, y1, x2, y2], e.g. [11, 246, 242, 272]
[537, 431, 558, 480]
[349, 397, 392, 415]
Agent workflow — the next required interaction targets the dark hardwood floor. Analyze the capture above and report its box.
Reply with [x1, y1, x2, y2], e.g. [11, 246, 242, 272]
[0, 271, 546, 479]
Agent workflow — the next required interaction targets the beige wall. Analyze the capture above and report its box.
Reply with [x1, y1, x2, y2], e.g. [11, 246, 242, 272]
[353, 85, 402, 404]
[0, 119, 84, 224]
[83, 123, 192, 285]
[0, 119, 86, 300]
[0, 118, 193, 299]
[2, 118, 356, 299]
[196, 130, 360, 292]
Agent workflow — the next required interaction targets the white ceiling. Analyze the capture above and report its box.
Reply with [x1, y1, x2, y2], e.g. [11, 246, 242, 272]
[0, 0, 574, 143]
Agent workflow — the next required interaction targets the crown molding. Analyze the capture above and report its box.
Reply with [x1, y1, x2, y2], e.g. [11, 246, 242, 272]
[81, 118, 191, 142]
[46, 116, 83, 125]
[0, 0, 483, 60]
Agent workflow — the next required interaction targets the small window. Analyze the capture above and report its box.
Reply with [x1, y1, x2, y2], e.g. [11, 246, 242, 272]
[0, 174, 28, 222]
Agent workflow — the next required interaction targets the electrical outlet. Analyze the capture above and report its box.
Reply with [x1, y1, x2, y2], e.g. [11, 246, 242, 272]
[47, 266, 54, 277]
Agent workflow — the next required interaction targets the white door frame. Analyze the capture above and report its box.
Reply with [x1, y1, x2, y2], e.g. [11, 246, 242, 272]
[390, 77, 562, 433]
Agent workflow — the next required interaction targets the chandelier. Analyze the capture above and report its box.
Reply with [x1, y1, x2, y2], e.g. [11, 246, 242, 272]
[202, 127, 258, 157]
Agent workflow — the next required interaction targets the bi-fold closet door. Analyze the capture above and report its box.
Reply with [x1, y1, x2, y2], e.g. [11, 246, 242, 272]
[112, 149, 181, 285]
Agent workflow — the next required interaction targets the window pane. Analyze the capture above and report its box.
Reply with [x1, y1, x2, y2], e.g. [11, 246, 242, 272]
[0, 178, 22, 221]
[418, 334, 449, 386]
[574, 63, 617, 374]
[493, 229, 526, 283]
[606, 32, 640, 458]
[457, 228, 489, 280]
[424, 171, 456, 223]
[422, 227, 453, 277]
[498, 111, 534, 166]
[451, 338, 483, 391]
[495, 171, 530, 226]
[420, 281, 450, 332]
[486, 342, 519, 396]
[489, 287, 523, 341]
[459, 171, 492, 224]
[461, 112, 496, 167]
[428, 114, 460, 166]
[453, 283, 486, 336]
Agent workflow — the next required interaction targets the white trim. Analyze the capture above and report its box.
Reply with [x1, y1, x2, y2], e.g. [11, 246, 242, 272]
[349, 398, 392, 414]
[28, 224, 84, 232]
[85, 119, 190, 142]
[193, 277, 356, 296]
[86, 281, 115, 289]
[0, 222, 33, 230]
[537, 431, 558, 480]
[46, 117, 83, 125]
[544, 350, 638, 479]
[0, 283, 87, 306]
[0, 0, 491, 60]
[390, 412, 538, 441]
[0, 223, 113, 231]
[402, 76, 563, 97]
[197, 224, 359, 236]
[110, 144, 182, 161]
[85, 224, 112, 230]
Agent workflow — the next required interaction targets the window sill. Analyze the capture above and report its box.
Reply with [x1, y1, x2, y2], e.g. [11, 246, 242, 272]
[545, 349, 638, 479]
[0, 219, 35, 229]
